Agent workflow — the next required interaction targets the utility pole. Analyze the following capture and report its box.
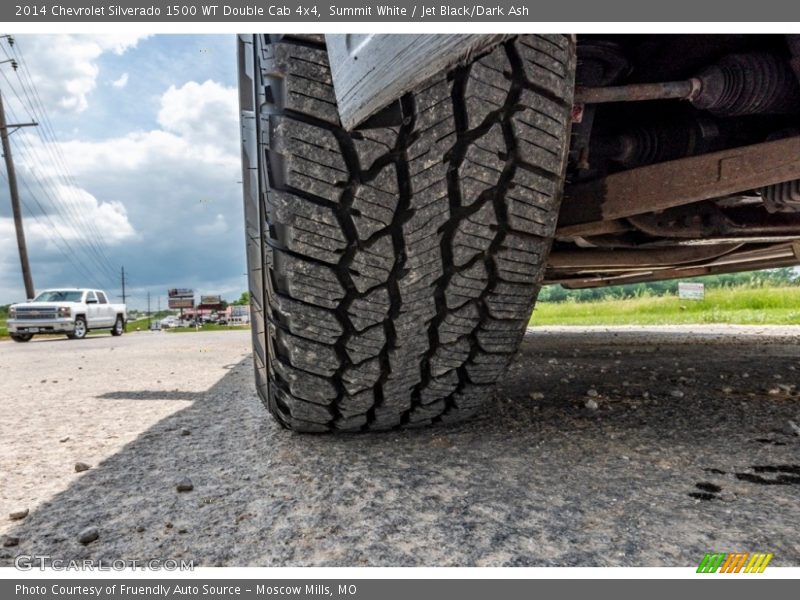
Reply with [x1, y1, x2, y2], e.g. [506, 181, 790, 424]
[120, 266, 127, 304]
[147, 291, 151, 330]
[0, 85, 37, 300]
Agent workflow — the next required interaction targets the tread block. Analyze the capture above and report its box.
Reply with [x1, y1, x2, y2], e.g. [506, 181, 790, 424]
[273, 358, 338, 404]
[275, 328, 340, 377]
[271, 250, 345, 309]
[349, 234, 394, 293]
[452, 201, 497, 267]
[342, 356, 382, 395]
[516, 35, 575, 101]
[348, 287, 390, 331]
[272, 293, 342, 342]
[352, 165, 398, 240]
[444, 262, 488, 309]
[268, 42, 339, 124]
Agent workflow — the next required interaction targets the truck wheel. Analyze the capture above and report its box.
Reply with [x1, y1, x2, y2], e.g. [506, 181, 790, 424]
[10, 333, 33, 343]
[68, 317, 88, 340]
[240, 34, 575, 431]
[111, 316, 125, 336]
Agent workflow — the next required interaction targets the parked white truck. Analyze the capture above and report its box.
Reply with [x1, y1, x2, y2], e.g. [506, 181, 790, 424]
[7, 289, 127, 343]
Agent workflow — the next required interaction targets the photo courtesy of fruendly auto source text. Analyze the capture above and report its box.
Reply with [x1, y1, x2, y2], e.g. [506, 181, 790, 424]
[0, 0, 799, 596]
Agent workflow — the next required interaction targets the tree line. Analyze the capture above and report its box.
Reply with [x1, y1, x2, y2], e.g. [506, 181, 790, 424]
[538, 268, 800, 303]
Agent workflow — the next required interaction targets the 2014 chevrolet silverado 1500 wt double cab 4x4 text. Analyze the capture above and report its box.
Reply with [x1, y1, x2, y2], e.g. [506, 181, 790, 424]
[7, 289, 127, 342]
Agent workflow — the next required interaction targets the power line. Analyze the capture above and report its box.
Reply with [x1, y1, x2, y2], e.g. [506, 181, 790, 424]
[0, 99, 117, 288]
[0, 38, 122, 284]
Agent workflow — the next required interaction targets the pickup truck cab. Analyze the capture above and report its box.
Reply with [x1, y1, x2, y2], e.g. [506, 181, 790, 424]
[7, 288, 127, 342]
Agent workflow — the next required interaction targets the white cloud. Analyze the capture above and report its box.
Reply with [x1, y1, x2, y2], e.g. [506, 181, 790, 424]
[194, 214, 228, 236]
[111, 73, 129, 89]
[158, 80, 239, 146]
[18, 34, 148, 113]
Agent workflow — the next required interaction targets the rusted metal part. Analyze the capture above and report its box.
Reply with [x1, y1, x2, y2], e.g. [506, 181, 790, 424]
[628, 202, 800, 238]
[545, 243, 800, 288]
[558, 136, 800, 228]
[547, 244, 740, 270]
[574, 79, 700, 104]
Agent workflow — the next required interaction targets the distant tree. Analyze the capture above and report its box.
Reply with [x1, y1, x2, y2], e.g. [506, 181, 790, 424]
[538, 267, 799, 303]
[232, 291, 250, 305]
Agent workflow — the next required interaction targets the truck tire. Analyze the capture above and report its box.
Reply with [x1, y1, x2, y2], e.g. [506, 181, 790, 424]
[111, 316, 125, 336]
[10, 333, 33, 343]
[240, 34, 575, 431]
[68, 316, 88, 340]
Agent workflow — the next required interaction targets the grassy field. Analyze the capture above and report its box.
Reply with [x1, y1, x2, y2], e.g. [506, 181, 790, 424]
[530, 286, 800, 326]
[0, 319, 6, 338]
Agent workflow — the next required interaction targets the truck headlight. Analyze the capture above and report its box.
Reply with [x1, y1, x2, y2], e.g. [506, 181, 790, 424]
[58, 307, 71, 318]
[9, 307, 15, 318]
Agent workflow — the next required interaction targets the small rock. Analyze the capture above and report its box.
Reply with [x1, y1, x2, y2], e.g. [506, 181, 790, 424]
[9, 509, 29, 521]
[586, 389, 599, 398]
[585, 399, 599, 411]
[180, 429, 191, 436]
[722, 387, 733, 394]
[77, 526, 99, 545]
[529, 392, 544, 400]
[59, 437, 70, 443]
[74, 462, 91, 473]
[136, 525, 145, 533]
[788, 420, 800, 437]
[176, 478, 194, 492]
[767, 387, 782, 396]
[670, 390, 685, 398]
[2, 535, 20, 547]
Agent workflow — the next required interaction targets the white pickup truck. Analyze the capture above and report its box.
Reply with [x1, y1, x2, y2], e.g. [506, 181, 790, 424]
[7, 288, 127, 342]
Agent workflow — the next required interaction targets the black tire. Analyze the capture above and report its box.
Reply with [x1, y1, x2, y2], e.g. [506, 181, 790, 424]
[239, 34, 575, 431]
[68, 316, 88, 340]
[111, 315, 124, 336]
[10, 333, 33, 343]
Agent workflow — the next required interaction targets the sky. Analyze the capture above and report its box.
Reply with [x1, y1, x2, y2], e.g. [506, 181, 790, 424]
[0, 34, 244, 309]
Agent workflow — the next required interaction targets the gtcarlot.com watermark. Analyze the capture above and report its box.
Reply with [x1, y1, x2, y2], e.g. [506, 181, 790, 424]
[14, 555, 194, 571]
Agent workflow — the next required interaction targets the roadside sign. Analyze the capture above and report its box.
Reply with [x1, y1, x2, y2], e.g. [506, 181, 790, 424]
[168, 288, 194, 298]
[678, 282, 705, 300]
[200, 295, 222, 305]
[168, 298, 194, 309]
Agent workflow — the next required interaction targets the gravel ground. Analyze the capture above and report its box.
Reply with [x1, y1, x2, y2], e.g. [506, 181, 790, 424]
[1, 326, 798, 567]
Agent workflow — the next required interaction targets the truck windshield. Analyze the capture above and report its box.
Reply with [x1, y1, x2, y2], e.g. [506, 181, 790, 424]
[33, 291, 84, 302]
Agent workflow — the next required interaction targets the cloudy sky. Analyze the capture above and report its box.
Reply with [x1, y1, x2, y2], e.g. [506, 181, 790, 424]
[0, 34, 244, 308]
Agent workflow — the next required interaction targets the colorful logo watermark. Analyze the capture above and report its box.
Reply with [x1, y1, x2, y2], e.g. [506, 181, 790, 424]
[697, 552, 773, 573]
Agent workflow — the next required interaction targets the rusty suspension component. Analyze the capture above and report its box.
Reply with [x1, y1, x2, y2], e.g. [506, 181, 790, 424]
[575, 53, 800, 116]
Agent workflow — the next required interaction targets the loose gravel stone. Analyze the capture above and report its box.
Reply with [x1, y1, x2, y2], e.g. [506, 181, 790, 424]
[2, 536, 19, 547]
[585, 399, 599, 411]
[8, 509, 28, 521]
[74, 462, 91, 473]
[529, 392, 544, 400]
[586, 389, 599, 398]
[77, 526, 99, 545]
[670, 390, 685, 398]
[176, 478, 194, 492]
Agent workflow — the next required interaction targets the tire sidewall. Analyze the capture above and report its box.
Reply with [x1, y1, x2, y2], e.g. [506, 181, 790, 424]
[72, 317, 88, 340]
[111, 316, 124, 336]
[11, 333, 33, 343]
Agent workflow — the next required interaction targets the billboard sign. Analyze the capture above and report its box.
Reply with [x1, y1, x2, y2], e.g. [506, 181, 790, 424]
[200, 295, 222, 306]
[678, 282, 705, 300]
[168, 288, 194, 298]
[168, 298, 194, 309]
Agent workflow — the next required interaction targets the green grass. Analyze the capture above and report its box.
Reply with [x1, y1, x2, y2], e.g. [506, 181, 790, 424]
[164, 323, 250, 333]
[0, 319, 7, 339]
[530, 286, 800, 326]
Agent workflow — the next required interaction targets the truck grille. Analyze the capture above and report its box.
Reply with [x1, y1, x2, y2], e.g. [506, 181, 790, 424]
[15, 307, 58, 320]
